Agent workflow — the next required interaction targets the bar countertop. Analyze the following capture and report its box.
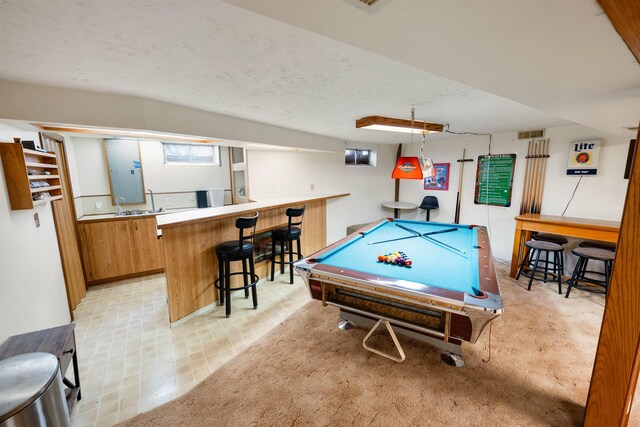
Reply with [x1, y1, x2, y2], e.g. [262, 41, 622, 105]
[155, 193, 349, 229]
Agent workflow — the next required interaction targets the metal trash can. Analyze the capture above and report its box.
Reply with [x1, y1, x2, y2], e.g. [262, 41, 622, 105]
[0, 352, 70, 427]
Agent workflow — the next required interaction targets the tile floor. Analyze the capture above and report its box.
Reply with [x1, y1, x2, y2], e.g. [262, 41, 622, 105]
[69, 273, 310, 427]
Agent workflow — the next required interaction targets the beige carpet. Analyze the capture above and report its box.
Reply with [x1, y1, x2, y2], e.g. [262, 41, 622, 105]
[121, 263, 636, 426]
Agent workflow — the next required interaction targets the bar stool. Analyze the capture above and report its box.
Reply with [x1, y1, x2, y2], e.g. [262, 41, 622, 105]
[516, 240, 564, 293]
[418, 196, 439, 221]
[270, 206, 305, 284]
[214, 212, 260, 317]
[531, 232, 568, 277]
[578, 240, 617, 252]
[565, 247, 615, 298]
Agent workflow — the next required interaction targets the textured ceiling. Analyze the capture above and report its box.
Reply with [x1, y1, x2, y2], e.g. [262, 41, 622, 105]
[0, 0, 574, 144]
[227, 0, 640, 138]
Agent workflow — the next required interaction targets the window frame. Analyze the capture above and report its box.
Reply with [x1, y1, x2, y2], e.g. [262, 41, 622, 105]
[162, 142, 221, 166]
[345, 148, 377, 167]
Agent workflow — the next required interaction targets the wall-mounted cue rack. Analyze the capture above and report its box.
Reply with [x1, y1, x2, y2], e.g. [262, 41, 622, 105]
[520, 139, 550, 215]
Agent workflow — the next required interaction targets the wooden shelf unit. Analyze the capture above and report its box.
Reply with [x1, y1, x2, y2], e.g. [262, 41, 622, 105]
[0, 142, 63, 210]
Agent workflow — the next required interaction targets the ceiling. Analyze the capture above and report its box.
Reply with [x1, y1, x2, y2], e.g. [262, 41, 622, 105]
[0, 0, 637, 145]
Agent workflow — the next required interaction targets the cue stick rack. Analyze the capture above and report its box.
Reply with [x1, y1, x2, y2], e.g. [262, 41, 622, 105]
[519, 139, 550, 215]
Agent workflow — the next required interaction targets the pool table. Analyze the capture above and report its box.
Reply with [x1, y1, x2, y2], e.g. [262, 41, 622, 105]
[294, 218, 503, 365]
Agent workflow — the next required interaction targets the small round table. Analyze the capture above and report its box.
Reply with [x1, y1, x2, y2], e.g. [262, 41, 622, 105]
[381, 201, 419, 219]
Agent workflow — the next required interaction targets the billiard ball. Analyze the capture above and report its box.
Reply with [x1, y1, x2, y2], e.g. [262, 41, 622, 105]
[378, 255, 384, 262]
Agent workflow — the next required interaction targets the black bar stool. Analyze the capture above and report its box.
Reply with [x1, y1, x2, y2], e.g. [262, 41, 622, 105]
[214, 212, 260, 317]
[565, 247, 615, 298]
[270, 206, 305, 284]
[516, 240, 564, 293]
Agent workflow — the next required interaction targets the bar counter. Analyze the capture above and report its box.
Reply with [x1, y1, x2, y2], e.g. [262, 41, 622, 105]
[158, 193, 349, 324]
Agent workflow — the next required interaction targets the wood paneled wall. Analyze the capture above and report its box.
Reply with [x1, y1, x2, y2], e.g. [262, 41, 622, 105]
[161, 199, 327, 323]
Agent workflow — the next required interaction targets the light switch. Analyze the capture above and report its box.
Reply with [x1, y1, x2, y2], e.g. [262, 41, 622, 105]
[95, 202, 103, 211]
[165, 198, 172, 207]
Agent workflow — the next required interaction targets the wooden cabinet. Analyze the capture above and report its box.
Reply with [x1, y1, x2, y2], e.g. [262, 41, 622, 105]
[131, 217, 164, 272]
[0, 142, 63, 210]
[78, 216, 164, 284]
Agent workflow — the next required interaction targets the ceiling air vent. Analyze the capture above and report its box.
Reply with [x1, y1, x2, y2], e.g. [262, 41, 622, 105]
[342, 0, 391, 13]
[518, 129, 545, 140]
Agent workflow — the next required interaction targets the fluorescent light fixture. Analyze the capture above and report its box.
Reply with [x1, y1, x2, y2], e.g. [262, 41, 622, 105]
[32, 123, 220, 144]
[356, 116, 443, 134]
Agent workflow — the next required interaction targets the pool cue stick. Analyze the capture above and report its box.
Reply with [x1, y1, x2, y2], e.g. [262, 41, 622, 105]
[367, 227, 457, 245]
[534, 140, 546, 213]
[394, 223, 465, 255]
[421, 235, 467, 256]
[536, 140, 549, 213]
[529, 141, 541, 213]
[454, 149, 474, 224]
[520, 140, 533, 214]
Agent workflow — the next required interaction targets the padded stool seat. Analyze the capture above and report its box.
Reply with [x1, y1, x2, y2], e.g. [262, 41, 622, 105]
[565, 247, 615, 298]
[516, 240, 564, 293]
[532, 233, 568, 245]
[216, 241, 255, 260]
[272, 227, 301, 240]
[578, 240, 617, 252]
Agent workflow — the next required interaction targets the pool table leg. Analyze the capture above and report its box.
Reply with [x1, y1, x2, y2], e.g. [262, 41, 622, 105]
[337, 320, 356, 330]
[441, 352, 464, 367]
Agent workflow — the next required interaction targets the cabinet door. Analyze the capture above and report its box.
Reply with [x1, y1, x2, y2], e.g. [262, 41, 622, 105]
[131, 217, 164, 273]
[78, 220, 136, 282]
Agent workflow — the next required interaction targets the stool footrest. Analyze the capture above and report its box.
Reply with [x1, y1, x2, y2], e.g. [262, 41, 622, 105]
[214, 272, 260, 291]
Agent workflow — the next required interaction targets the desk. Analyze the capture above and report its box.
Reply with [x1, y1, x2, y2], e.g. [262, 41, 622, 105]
[295, 218, 502, 365]
[510, 213, 620, 277]
[381, 201, 418, 219]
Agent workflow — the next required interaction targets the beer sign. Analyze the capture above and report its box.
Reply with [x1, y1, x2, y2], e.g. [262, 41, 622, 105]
[567, 139, 602, 175]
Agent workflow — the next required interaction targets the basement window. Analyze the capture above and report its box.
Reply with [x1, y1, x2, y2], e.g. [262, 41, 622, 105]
[345, 148, 377, 167]
[163, 143, 221, 165]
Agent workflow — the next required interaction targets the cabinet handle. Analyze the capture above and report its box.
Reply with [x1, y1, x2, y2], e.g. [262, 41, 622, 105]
[63, 348, 74, 355]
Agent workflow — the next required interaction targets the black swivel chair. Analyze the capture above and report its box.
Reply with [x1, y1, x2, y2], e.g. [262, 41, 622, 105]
[214, 212, 260, 317]
[419, 196, 439, 221]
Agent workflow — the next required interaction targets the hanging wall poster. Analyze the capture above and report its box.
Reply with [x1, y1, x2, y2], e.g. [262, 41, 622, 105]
[474, 154, 516, 207]
[567, 139, 602, 175]
[424, 163, 450, 190]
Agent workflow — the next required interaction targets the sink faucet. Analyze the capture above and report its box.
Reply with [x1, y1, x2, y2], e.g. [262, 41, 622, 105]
[115, 196, 126, 215]
[148, 189, 163, 212]
[148, 189, 156, 212]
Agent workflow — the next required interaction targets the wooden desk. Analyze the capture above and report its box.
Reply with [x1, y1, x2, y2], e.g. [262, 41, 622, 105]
[0, 324, 81, 413]
[510, 213, 621, 277]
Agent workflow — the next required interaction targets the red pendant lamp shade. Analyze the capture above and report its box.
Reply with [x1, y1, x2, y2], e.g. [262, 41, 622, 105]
[391, 156, 423, 180]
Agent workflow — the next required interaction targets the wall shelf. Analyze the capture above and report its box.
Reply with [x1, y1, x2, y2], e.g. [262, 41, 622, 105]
[0, 142, 64, 210]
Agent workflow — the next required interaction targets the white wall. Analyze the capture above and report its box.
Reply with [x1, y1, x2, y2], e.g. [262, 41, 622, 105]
[248, 144, 397, 244]
[66, 136, 232, 216]
[0, 124, 70, 342]
[398, 124, 630, 261]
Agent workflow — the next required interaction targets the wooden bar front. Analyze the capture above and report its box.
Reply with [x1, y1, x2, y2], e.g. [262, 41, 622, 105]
[509, 213, 621, 277]
[159, 195, 345, 323]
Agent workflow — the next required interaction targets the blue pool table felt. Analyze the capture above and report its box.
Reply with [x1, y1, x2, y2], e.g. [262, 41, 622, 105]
[316, 220, 480, 295]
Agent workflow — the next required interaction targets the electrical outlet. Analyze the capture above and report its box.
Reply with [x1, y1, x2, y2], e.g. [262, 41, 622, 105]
[190, 194, 195, 201]
[310, 184, 315, 191]
[33, 213, 40, 228]
[165, 197, 172, 207]
[95, 202, 103, 211]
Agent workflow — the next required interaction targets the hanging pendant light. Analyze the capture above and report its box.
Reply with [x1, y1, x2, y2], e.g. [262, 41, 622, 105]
[392, 156, 423, 179]
[391, 108, 423, 180]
